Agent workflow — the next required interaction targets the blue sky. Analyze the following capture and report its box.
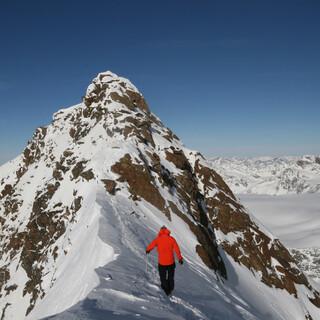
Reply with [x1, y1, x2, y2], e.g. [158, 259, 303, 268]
[1, 0, 319, 164]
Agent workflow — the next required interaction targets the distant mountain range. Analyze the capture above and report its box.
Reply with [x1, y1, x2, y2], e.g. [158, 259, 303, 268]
[209, 156, 320, 195]
[290, 248, 320, 284]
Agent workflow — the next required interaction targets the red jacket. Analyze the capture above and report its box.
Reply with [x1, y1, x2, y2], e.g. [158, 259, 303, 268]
[146, 228, 183, 266]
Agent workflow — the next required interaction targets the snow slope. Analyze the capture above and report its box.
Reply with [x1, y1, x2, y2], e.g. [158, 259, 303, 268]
[1, 71, 319, 320]
[209, 156, 320, 195]
[42, 190, 320, 320]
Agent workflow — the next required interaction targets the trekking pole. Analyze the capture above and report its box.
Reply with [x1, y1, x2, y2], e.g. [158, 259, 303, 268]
[146, 254, 149, 276]
[151, 253, 155, 282]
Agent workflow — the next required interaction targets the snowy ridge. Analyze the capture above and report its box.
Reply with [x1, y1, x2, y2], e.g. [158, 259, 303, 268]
[209, 156, 320, 195]
[0, 71, 319, 319]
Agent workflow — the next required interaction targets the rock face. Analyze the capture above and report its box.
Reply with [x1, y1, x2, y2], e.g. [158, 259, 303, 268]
[0, 71, 319, 320]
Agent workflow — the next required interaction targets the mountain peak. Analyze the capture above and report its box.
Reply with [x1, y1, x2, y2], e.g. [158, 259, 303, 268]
[83, 70, 149, 113]
[1, 71, 320, 320]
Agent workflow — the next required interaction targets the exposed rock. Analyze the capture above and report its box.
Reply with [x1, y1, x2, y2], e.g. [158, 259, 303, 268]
[0, 185, 14, 199]
[80, 169, 94, 181]
[71, 161, 88, 180]
[166, 149, 192, 172]
[146, 151, 175, 191]
[112, 154, 170, 219]
[163, 128, 179, 143]
[122, 116, 155, 147]
[83, 82, 108, 107]
[0, 268, 10, 295]
[168, 201, 226, 276]
[23, 145, 41, 166]
[4, 284, 17, 296]
[110, 91, 149, 113]
[101, 179, 117, 195]
[69, 128, 76, 138]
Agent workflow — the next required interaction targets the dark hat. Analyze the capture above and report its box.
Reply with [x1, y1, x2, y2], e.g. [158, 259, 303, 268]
[160, 225, 167, 229]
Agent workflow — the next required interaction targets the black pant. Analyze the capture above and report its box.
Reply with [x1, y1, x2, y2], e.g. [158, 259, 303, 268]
[158, 263, 175, 295]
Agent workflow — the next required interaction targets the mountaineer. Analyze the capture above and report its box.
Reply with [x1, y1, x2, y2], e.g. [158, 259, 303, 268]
[146, 226, 183, 296]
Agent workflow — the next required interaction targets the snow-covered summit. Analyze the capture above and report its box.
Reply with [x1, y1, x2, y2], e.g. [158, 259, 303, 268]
[1, 71, 320, 320]
[84, 70, 149, 113]
[86, 71, 139, 96]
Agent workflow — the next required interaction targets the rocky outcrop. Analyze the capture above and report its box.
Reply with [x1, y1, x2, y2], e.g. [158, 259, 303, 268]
[111, 154, 170, 219]
[101, 179, 117, 195]
[0, 177, 84, 315]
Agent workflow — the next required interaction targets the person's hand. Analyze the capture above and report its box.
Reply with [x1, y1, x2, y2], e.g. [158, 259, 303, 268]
[179, 259, 183, 265]
[146, 250, 150, 254]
